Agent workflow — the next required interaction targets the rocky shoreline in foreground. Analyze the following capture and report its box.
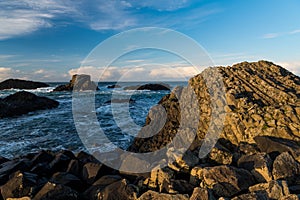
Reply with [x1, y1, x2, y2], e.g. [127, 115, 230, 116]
[1, 136, 300, 200]
[0, 60, 300, 199]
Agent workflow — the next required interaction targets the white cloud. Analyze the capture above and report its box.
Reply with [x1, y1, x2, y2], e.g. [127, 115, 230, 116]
[262, 28, 300, 39]
[262, 33, 281, 39]
[68, 64, 200, 81]
[0, 67, 68, 82]
[0, 0, 75, 39]
[277, 61, 300, 75]
[0, 1, 218, 40]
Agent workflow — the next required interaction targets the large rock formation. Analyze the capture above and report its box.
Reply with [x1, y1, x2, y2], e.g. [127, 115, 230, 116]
[0, 79, 49, 90]
[53, 74, 99, 92]
[0, 91, 59, 118]
[129, 60, 300, 153]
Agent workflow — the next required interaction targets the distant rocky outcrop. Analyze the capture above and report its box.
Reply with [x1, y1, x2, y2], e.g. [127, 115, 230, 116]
[124, 83, 170, 91]
[0, 79, 49, 90]
[53, 74, 99, 92]
[0, 91, 59, 118]
[107, 84, 122, 89]
[105, 98, 135, 104]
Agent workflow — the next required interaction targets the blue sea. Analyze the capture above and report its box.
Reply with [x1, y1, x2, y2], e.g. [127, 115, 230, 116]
[0, 82, 186, 158]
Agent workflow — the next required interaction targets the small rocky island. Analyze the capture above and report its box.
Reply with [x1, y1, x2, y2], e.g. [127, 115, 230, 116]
[124, 83, 171, 91]
[0, 61, 300, 199]
[0, 91, 59, 118]
[53, 74, 99, 92]
[0, 79, 49, 90]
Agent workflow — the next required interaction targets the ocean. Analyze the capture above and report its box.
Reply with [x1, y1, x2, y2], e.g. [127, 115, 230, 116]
[0, 82, 186, 158]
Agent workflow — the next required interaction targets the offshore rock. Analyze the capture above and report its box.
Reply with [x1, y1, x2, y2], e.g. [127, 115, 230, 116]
[0, 79, 49, 90]
[53, 74, 99, 91]
[0, 91, 59, 118]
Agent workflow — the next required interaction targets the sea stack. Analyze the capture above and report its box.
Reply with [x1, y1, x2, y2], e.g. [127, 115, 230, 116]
[53, 74, 99, 92]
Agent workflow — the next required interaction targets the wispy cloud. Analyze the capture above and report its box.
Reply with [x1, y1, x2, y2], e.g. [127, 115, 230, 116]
[0, 66, 68, 82]
[0, 1, 219, 40]
[277, 61, 300, 75]
[262, 28, 300, 39]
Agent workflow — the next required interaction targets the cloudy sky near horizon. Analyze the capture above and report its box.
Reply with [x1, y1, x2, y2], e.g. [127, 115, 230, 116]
[0, 0, 300, 81]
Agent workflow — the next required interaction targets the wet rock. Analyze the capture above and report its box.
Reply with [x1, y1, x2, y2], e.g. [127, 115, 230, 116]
[0, 156, 10, 165]
[272, 152, 300, 182]
[0, 160, 31, 185]
[30, 163, 51, 177]
[76, 151, 99, 164]
[107, 84, 121, 89]
[105, 98, 135, 104]
[237, 153, 273, 183]
[82, 175, 122, 200]
[202, 165, 255, 197]
[66, 160, 83, 177]
[0, 79, 49, 90]
[48, 152, 72, 174]
[138, 190, 188, 200]
[53, 74, 99, 91]
[0, 91, 59, 118]
[124, 83, 170, 91]
[81, 163, 104, 185]
[50, 172, 83, 192]
[33, 182, 78, 200]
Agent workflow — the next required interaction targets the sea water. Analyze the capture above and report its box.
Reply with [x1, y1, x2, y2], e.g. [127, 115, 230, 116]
[0, 82, 186, 158]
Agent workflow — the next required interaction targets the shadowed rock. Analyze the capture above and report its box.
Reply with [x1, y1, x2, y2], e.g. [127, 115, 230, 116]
[53, 74, 99, 92]
[124, 83, 171, 91]
[0, 79, 49, 90]
[0, 91, 59, 118]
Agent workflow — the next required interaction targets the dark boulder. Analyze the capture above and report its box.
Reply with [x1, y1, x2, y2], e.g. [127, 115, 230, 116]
[202, 165, 256, 197]
[107, 84, 121, 89]
[94, 179, 137, 200]
[82, 175, 122, 199]
[105, 98, 135, 104]
[0, 79, 49, 90]
[0, 171, 45, 199]
[272, 152, 300, 182]
[33, 182, 78, 200]
[0, 160, 32, 185]
[81, 163, 104, 185]
[50, 172, 83, 192]
[254, 136, 300, 163]
[0, 91, 59, 118]
[53, 74, 99, 92]
[124, 83, 170, 91]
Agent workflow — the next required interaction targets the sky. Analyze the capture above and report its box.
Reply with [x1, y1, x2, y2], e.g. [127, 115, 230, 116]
[0, 0, 300, 81]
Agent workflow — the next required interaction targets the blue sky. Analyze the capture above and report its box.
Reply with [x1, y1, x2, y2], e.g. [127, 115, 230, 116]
[0, 0, 300, 81]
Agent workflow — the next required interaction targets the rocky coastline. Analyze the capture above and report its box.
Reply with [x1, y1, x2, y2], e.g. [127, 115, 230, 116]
[1, 61, 300, 199]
